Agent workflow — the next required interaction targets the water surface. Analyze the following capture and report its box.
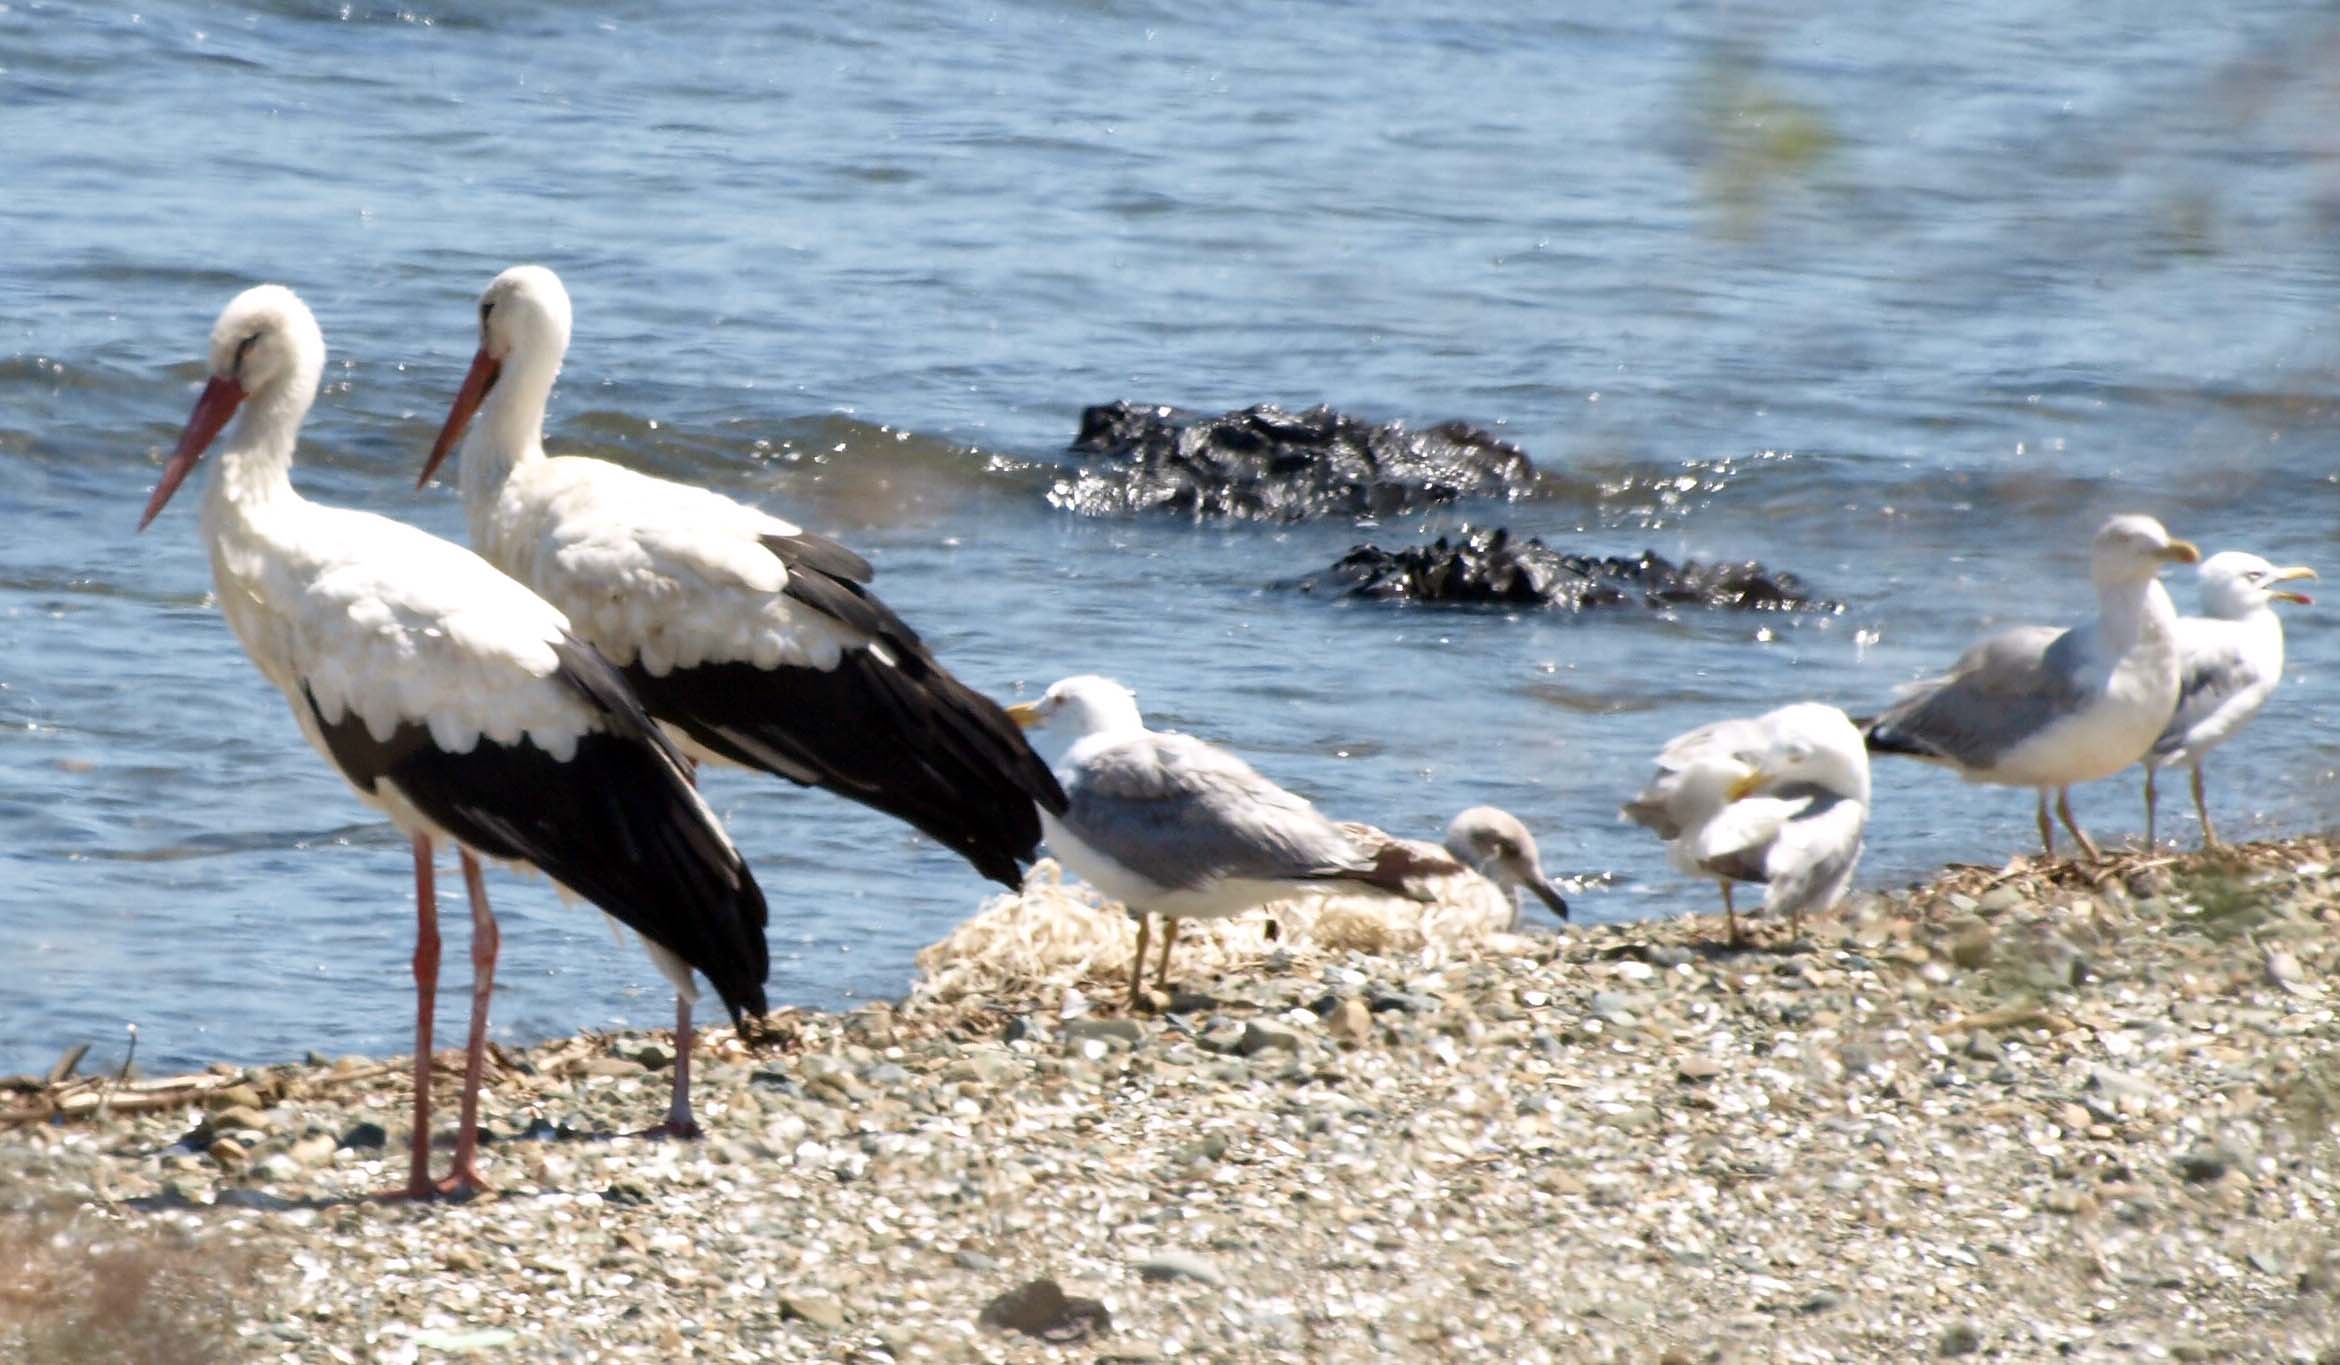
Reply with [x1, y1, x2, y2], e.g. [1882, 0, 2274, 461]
[6, 0, 2340, 1075]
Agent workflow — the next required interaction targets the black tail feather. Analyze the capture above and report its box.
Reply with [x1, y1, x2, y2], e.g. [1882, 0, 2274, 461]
[307, 639, 770, 1022]
[626, 645, 1065, 890]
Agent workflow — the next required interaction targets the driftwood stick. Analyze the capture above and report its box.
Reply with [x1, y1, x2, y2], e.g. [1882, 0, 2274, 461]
[45, 1043, 90, 1088]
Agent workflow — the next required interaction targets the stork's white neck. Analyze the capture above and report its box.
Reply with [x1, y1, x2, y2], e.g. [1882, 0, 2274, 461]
[458, 344, 562, 513]
[199, 377, 312, 531]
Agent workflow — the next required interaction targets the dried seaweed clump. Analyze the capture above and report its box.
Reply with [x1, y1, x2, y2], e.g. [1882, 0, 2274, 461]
[1053, 401, 1538, 521]
[1296, 525, 1833, 612]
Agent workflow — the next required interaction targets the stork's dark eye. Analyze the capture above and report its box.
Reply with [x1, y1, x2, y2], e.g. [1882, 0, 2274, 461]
[480, 300, 494, 322]
[232, 333, 260, 376]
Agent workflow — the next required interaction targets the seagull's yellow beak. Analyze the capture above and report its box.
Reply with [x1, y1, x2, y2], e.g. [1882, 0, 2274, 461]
[2272, 564, 2318, 605]
[2158, 539, 2202, 565]
[1005, 701, 1042, 730]
[1727, 768, 1769, 802]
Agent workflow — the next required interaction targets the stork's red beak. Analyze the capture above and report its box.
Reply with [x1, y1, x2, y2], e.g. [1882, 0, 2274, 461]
[138, 376, 245, 531]
[417, 347, 502, 489]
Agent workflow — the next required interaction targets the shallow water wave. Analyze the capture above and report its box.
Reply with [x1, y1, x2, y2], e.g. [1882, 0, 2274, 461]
[5, 0, 2340, 1075]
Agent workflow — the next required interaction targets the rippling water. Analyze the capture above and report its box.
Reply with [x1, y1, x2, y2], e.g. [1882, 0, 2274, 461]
[7, 0, 2340, 1076]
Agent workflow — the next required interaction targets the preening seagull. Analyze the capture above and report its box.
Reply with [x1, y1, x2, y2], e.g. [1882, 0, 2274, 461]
[1864, 514, 2199, 861]
[417, 266, 1064, 1081]
[1007, 675, 1438, 1006]
[1442, 807, 1569, 929]
[139, 286, 768, 1198]
[1623, 702, 1870, 944]
[2143, 550, 2315, 848]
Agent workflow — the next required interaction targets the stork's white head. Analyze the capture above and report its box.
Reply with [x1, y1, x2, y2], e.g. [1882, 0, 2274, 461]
[138, 285, 325, 531]
[1734, 702, 1871, 806]
[419, 264, 574, 488]
[476, 264, 574, 365]
[1005, 675, 1146, 763]
[2196, 550, 2315, 619]
[2090, 514, 2200, 591]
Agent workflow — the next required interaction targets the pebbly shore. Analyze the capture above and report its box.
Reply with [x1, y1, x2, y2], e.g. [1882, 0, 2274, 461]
[7, 840, 2340, 1363]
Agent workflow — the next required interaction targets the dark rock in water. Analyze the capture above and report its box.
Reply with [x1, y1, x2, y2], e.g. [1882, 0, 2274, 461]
[977, 1277, 1112, 1343]
[1294, 526, 1832, 612]
[1057, 401, 1537, 521]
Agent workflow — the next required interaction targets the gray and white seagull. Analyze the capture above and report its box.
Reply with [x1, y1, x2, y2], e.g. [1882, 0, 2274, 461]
[2143, 550, 2315, 847]
[1864, 514, 2199, 861]
[1008, 675, 1438, 1006]
[1624, 702, 1870, 944]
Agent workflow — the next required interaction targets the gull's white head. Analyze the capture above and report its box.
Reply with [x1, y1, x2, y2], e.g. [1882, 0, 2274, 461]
[1443, 806, 1569, 923]
[2090, 513, 2200, 589]
[2197, 550, 2315, 618]
[138, 284, 325, 530]
[1006, 675, 1146, 759]
[419, 264, 574, 488]
[1735, 703, 1870, 806]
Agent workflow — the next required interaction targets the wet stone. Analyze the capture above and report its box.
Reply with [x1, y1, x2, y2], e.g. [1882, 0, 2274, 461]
[1061, 1018, 1144, 1049]
[208, 1105, 269, 1135]
[205, 1085, 264, 1113]
[1136, 1250, 1224, 1285]
[977, 1277, 1111, 1344]
[253, 1153, 303, 1183]
[1236, 1022, 1300, 1057]
[1327, 998, 1374, 1045]
[780, 1293, 845, 1330]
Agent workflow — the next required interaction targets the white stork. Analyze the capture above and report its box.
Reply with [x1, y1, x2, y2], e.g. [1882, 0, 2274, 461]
[415, 266, 1064, 943]
[139, 285, 769, 1198]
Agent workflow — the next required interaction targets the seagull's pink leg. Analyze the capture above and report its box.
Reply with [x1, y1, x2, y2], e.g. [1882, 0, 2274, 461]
[379, 834, 441, 1201]
[436, 850, 500, 1197]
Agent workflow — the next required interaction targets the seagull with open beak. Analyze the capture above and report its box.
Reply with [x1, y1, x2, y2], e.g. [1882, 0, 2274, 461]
[2143, 550, 2316, 847]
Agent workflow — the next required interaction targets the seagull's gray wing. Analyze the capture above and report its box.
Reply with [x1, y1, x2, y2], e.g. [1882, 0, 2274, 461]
[1867, 624, 2088, 769]
[1762, 789, 1866, 923]
[2152, 625, 2268, 761]
[1061, 733, 1374, 892]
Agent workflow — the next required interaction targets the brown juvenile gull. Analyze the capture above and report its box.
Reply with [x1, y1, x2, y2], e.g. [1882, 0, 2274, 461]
[1442, 807, 1570, 929]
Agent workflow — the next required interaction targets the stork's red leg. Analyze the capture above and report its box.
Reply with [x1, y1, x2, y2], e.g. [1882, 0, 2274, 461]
[655, 995, 702, 1138]
[436, 850, 500, 1197]
[640, 762, 707, 1139]
[379, 835, 442, 1201]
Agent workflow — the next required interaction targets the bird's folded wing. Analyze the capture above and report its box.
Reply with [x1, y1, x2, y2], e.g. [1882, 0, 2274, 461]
[1870, 625, 2087, 767]
[1062, 734, 1370, 892]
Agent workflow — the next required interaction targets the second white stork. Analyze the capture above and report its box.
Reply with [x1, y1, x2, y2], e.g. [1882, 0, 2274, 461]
[416, 265, 1065, 916]
[139, 285, 769, 1198]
